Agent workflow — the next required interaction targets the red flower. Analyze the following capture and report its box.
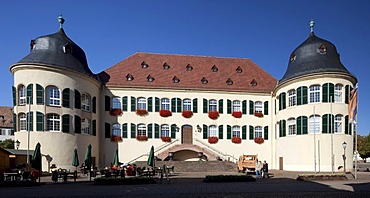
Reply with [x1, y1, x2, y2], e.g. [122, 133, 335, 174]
[254, 112, 264, 117]
[159, 109, 172, 117]
[136, 135, 148, 141]
[182, 110, 193, 118]
[208, 136, 218, 144]
[111, 135, 122, 142]
[232, 111, 242, 118]
[110, 108, 123, 116]
[254, 137, 264, 144]
[161, 136, 171, 142]
[136, 109, 148, 116]
[232, 136, 242, 144]
[208, 111, 219, 120]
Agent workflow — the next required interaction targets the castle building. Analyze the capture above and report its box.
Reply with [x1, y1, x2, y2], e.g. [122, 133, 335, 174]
[10, 17, 357, 172]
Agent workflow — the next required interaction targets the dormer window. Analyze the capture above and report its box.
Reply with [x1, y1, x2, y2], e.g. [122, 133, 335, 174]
[172, 76, 180, 83]
[211, 65, 218, 72]
[163, 63, 170, 70]
[186, 64, 193, 71]
[250, 79, 257, 86]
[226, 78, 233, 85]
[30, 40, 35, 51]
[141, 61, 149, 68]
[63, 43, 72, 54]
[201, 77, 208, 84]
[319, 44, 327, 54]
[147, 75, 155, 82]
[236, 66, 242, 73]
[290, 53, 296, 63]
[126, 74, 134, 81]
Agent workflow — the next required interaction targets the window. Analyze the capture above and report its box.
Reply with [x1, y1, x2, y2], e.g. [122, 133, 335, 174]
[183, 99, 192, 111]
[209, 125, 217, 137]
[147, 75, 155, 82]
[232, 100, 241, 112]
[112, 97, 121, 109]
[112, 123, 121, 136]
[81, 94, 91, 112]
[46, 86, 60, 106]
[232, 126, 240, 137]
[334, 84, 342, 103]
[137, 124, 147, 136]
[161, 98, 170, 110]
[319, 44, 327, 54]
[236, 66, 242, 73]
[209, 99, 217, 112]
[81, 118, 91, 134]
[186, 64, 193, 71]
[137, 97, 147, 110]
[172, 76, 180, 83]
[309, 115, 320, 134]
[288, 89, 296, 107]
[255, 126, 262, 138]
[201, 77, 208, 84]
[163, 63, 170, 70]
[126, 74, 134, 81]
[141, 61, 149, 68]
[19, 113, 27, 131]
[226, 78, 233, 85]
[161, 124, 170, 137]
[19, 85, 26, 105]
[211, 65, 218, 72]
[255, 101, 263, 113]
[250, 79, 257, 86]
[334, 115, 342, 133]
[309, 85, 320, 103]
[290, 53, 296, 62]
[46, 113, 60, 131]
[288, 118, 296, 135]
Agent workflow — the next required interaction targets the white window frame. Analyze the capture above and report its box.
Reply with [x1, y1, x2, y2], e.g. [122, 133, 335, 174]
[82, 118, 91, 134]
[161, 124, 170, 137]
[81, 93, 91, 112]
[334, 84, 342, 103]
[309, 85, 320, 103]
[137, 97, 147, 110]
[46, 114, 60, 132]
[209, 125, 217, 137]
[255, 101, 263, 113]
[334, 115, 342, 133]
[46, 86, 61, 106]
[232, 100, 241, 112]
[255, 126, 262, 138]
[183, 99, 192, 111]
[288, 89, 296, 107]
[288, 118, 296, 135]
[137, 124, 147, 136]
[112, 97, 121, 109]
[161, 98, 170, 110]
[309, 115, 320, 134]
[19, 113, 27, 131]
[19, 85, 27, 105]
[209, 99, 217, 112]
[232, 126, 240, 137]
[112, 123, 121, 136]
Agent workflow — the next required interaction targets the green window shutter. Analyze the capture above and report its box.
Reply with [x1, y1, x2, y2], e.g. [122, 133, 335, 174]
[218, 99, 223, 114]
[92, 120, 96, 136]
[131, 123, 136, 138]
[105, 123, 111, 138]
[155, 97, 160, 112]
[249, 126, 254, 140]
[302, 86, 308, 104]
[283, 120, 286, 137]
[193, 98, 198, 113]
[36, 112, 44, 131]
[227, 100, 232, 114]
[297, 87, 302, 105]
[345, 85, 350, 104]
[74, 115, 81, 134]
[203, 124, 208, 139]
[147, 97, 153, 112]
[122, 123, 127, 138]
[63, 88, 70, 108]
[122, 96, 128, 111]
[170, 124, 176, 139]
[282, 92, 286, 109]
[12, 86, 17, 106]
[297, 116, 302, 135]
[349, 121, 352, 135]
[264, 101, 268, 115]
[147, 123, 153, 138]
[154, 124, 159, 138]
[249, 101, 254, 115]
[105, 95, 110, 111]
[264, 126, 268, 140]
[302, 116, 308, 134]
[329, 83, 334, 102]
[92, 97, 96, 113]
[279, 121, 282, 137]
[323, 83, 328, 102]
[322, 114, 328, 133]
[27, 84, 33, 104]
[345, 115, 349, 134]
[242, 100, 247, 114]
[62, 114, 70, 133]
[203, 99, 208, 113]
[131, 97, 136, 112]
[278, 94, 282, 110]
[74, 89, 81, 109]
[171, 98, 176, 112]
[242, 125, 247, 140]
[227, 125, 231, 139]
[26, 112, 33, 131]
[13, 113, 16, 132]
[36, 84, 44, 105]
[218, 125, 223, 139]
[329, 114, 334, 133]
[177, 98, 182, 113]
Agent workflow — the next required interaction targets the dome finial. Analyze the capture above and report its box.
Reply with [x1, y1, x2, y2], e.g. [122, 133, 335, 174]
[58, 15, 65, 29]
[309, 19, 315, 33]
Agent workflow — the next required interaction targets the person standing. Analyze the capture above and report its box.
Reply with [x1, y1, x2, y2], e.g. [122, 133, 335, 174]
[255, 161, 261, 178]
[262, 160, 270, 178]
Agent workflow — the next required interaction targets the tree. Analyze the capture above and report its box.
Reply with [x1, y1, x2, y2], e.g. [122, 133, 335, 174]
[358, 133, 370, 160]
[0, 139, 15, 149]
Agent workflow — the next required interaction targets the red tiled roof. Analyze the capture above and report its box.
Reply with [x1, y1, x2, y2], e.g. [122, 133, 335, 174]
[0, 106, 14, 128]
[104, 52, 277, 93]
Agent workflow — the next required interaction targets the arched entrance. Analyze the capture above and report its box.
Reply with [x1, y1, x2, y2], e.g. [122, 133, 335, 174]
[181, 125, 193, 144]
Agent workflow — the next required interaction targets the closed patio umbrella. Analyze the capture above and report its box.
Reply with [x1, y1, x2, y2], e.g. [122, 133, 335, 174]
[112, 148, 119, 169]
[84, 144, 92, 180]
[31, 142, 42, 171]
[72, 148, 79, 168]
[147, 146, 155, 167]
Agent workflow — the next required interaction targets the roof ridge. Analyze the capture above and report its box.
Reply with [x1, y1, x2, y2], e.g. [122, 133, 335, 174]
[134, 52, 251, 60]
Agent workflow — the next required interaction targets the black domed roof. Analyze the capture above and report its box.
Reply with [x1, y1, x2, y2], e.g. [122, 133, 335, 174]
[16, 27, 95, 78]
[279, 31, 355, 84]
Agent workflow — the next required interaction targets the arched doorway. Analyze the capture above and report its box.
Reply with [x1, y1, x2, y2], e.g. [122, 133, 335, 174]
[181, 125, 193, 144]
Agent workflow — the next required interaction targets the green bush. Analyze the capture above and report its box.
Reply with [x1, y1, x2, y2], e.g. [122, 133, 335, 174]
[296, 173, 347, 181]
[94, 177, 156, 185]
[203, 175, 256, 183]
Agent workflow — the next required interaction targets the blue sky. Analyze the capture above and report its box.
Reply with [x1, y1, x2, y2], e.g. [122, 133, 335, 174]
[1, 0, 369, 135]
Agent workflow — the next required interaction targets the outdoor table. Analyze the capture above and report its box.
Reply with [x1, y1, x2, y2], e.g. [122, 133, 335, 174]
[3, 172, 22, 181]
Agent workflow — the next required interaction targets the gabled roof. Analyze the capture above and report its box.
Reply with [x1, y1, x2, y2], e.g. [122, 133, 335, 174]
[0, 106, 14, 128]
[104, 53, 277, 93]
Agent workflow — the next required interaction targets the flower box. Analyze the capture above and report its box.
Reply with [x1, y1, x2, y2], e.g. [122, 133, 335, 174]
[182, 110, 193, 118]
[136, 135, 148, 141]
[254, 137, 264, 144]
[232, 111, 242, 118]
[208, 136, 218, 144]
[161, 136, 171, 142]
[254, 112, 264, 117]
[232, 136, 242, 144]
[110, 108, 123, 116]
[159, 109, 172, 117]
[136, 109, 148, 116]
[111, 135, 123, 142]
[208, 111, 219, 120]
